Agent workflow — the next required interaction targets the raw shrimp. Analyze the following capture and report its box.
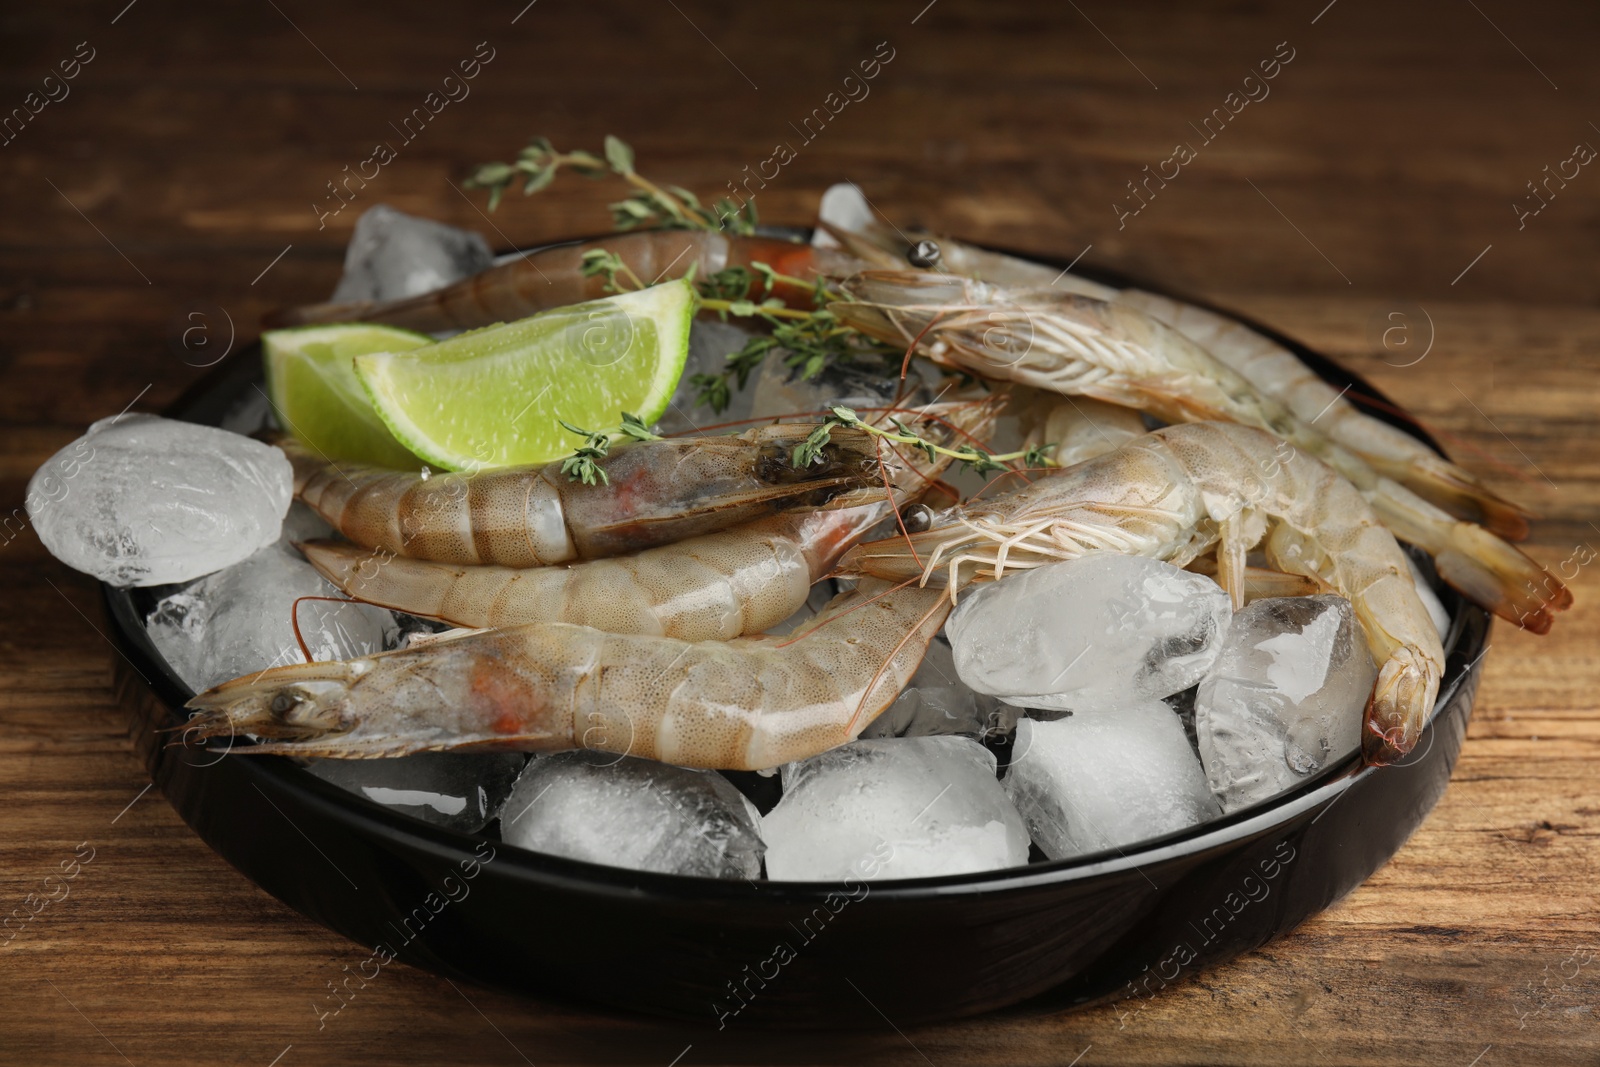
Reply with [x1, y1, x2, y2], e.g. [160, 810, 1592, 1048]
[265, 230, 860, 333]
[283, 423, 879, 568]
[1113, 288, 1533, 540]
[299, 401, 997, 638]
[832, 271, 1570, 632]
[830, 225, 1532, 538]
[1015, 392, 1148, 468]
[1013, 393, 1327, 601]
[182, 579, 950, 771]
[839, 421, 1446, 762]
[821, 221, 1120, 298]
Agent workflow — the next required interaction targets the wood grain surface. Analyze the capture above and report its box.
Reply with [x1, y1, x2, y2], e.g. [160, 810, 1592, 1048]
[2, 2, 1597, 1064]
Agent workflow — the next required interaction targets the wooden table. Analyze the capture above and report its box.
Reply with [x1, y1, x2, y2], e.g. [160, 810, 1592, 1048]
[3, 2, 1597, 1063]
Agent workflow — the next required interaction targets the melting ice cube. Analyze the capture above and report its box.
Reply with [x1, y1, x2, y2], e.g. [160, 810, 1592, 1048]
[499, 752, 765, 880]
[947, 553, 1231, 710]
[27, 415, 292, 587]
[763, 736, 1030, 881]
[330, 204, 494, 304]
[1195, 594, 1378, 813]
[146, 505, 395, 691]
[303, 752, 526, 833]
[860, 635, 1019, 741]
[653, 319, 769, 435]
[1004, 703, 1221, 860]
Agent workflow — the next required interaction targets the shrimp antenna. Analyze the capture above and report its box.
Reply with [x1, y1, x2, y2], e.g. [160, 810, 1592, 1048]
[900, 309, 949, 380]
[289, 595, 361, 662]
[773, 576, 921, 649]
[874, 438, 925, 572]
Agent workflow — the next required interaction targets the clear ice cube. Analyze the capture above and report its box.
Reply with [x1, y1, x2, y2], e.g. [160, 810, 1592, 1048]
[499, 752, 765, 880]
[860, 635, 1019, 741]
[27, 414, 292, 587]
[763, 736, 1030, 881]
[812, 182, 874, 248]
[1004, 703, 1221, 860]
[946, 553, 1231, 711]
[330, 204, 494, 304]
[748, 353, 919, 420]
[1195, 594, 1378, 813]
[146, 507, 396, 691]
[303, 752, 526, 833]
[654, 318, 769, 435]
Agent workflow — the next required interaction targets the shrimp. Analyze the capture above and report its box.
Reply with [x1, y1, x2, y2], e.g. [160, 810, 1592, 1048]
[283, 423, 879, 568]
[181, 579, 950, 770]
[838, 422, 1445, 763]
[820, 221, 1120, 298]
[298, 401, 998, 639]
[1113, 288, 1533, 540]
[829, 225, 1533, 538]
[831, 271, 1571, 632]
[265, 230, 863, 333]
[1015, 392, 1148, 468]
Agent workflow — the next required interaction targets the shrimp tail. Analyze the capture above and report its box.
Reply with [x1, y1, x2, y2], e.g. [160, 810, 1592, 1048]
[1370, 482, 1570, 633]
[1363, 644, 1444, 764]
[1430, 524, 1571, 633]
[1387, 454, 1535, 542]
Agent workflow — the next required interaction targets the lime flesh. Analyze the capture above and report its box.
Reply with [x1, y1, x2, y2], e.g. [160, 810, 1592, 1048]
[263, 322, 433, 469]
[353, 280, 695, 471]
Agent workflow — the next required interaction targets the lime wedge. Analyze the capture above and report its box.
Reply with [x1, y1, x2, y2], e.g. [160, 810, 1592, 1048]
[264, 322, 433, 469]
[353, 280, 695, 471]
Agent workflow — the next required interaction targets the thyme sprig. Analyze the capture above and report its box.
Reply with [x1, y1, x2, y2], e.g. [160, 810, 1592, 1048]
[467, 135, 758, 234]
[796, 406, 1056, 474]
[689, 264, 897, 414]
[557, 412, 660, 485]
[575, 250, 898, 416]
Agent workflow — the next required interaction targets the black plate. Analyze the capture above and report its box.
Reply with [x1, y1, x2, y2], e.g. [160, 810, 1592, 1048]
[104, 251, 1488, 1028]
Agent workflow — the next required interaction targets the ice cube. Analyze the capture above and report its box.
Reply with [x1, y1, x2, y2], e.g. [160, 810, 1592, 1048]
[947, 553, 1231, 710]
[1004, 703, 1220, 860]
[812, 182, 874, 248]
[146, 522, 396, 692]
[27, 414, 292, 587]
[330, 204, 494, 304]
[303, 752, 526, 833]
[1195, 594, 1378, 813]
[653, 318, 770, 435]
[763, 736, 1029, 881]
[747, 352, 917, 420]
[499, 752, 764, 880]
[860, 635, 1019, 741]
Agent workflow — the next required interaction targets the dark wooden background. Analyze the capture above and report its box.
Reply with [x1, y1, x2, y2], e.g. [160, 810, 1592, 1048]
[3, 2, 1598, 1064]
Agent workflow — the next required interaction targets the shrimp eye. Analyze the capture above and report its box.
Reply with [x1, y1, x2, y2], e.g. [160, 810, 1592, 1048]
[908, 240, 942, 269]
[899, 503, 934, 533]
